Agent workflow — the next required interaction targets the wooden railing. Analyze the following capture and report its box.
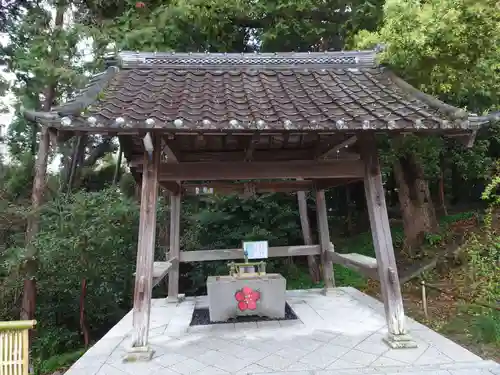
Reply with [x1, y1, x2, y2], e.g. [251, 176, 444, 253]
[0, 320, 36, 375]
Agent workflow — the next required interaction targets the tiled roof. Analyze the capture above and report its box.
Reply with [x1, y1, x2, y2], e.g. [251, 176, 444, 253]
[23, 50, 497, 132]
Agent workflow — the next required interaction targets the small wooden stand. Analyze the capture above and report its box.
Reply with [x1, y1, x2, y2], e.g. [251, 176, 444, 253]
[227, 243, 267, 278]
[228, 260, 266, 278]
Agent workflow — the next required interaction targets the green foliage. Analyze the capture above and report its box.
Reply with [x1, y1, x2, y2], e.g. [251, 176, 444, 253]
[84, 0, 384, 54]
[424, 232, 443, 247]
[354, 0, 500, 199]
[1, 0, 499, 367]
[482, 161, 500, 205]
[441, 306, 500, 348]
[32, 189, 140, 356]
[354, 0, 500, 110]
[440, 211, 477, 225]
[333, 265, 367, 289]
[0, 189, 141, 357]
[36, 349, 85, 375]
[336, 226, 405, 258]
[185, 193, 302, 250]
[180, 193, 304, 293]
[471, 311, 500, 345]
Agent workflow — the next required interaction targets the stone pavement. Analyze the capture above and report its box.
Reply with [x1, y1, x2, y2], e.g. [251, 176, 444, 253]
[66, 287, 500, 375]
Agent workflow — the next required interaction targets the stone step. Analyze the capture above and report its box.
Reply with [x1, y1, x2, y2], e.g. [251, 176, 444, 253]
[377, 360, 500, 375]
[254, 360, 500, 375]
[327, 360, 500, 375]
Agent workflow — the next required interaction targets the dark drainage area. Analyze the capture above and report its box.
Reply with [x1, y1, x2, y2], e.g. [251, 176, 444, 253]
[190, 303, 298, 326]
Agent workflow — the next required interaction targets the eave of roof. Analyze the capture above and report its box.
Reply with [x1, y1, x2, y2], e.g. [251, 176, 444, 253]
[21, 50, 498, 133]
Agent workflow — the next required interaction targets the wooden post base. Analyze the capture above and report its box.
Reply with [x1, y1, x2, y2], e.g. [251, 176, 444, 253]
[123, 345, 155, 362]
[383, 332, 417, 349]
[321, 287, 337, 296]
[166, 293, 185, 304]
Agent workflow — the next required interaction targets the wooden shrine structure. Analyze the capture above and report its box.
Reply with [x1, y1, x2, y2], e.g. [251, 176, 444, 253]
[24, 50, 498, 359]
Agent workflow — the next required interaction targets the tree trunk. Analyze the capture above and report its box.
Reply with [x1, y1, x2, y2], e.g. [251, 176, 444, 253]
[21, 128, 50, 320]
[393, 153, 438, 250]
[297, 190, 321, 283]
[438, 153, 448, 216]
[79, 278, 90, 347]
[345, 186, 354, 235]
[21, 1, 65, 321]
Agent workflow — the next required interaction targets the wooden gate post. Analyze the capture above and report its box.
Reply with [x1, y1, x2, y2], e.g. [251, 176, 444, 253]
[167, 193, 181, 303]
[126, 139, 160, 361]
[315, 189, 335, 294]
[359, 133, 416, 349]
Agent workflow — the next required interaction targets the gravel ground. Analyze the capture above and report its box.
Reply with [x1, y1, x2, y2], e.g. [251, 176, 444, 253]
[189, 303, 298, 326]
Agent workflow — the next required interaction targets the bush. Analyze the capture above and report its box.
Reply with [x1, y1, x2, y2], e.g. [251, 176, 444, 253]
[471, 312, 500, 345]
[36, 349, 85, 375]
[27, 188, 141, 357]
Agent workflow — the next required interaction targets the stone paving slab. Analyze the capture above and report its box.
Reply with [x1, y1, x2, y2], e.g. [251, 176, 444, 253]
[65, 287, 499, 375]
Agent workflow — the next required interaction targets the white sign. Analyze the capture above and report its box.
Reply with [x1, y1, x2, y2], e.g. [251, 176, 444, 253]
[243, 241, 268, 259]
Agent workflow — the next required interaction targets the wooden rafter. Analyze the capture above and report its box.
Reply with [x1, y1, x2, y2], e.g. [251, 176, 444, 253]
[245, 135, 259, 161]
[159, 136, 181, 193]
[316, 135, 358, 159]
[159, 181, 182, 195]
[161, 136, 179, 162]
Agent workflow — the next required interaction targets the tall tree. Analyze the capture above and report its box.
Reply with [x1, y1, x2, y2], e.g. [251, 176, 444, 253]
[20, 1, 70, 321]
[355, 0, 500, 247]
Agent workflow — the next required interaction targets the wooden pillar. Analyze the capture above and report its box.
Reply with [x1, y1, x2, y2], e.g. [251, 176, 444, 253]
[359, 133, 416, 349]
[297, 190, 321, 283]
[167, 193, 181, 302]
[315, 189, 335, 293]
[127, 140, 160, 361]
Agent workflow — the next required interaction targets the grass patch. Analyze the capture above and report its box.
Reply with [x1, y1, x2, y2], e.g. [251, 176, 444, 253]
[37, 349, 85, 375]
[334, 265, 367, 289]
[439, 211, 477, 225]
[270, 212, 486, 300]
[279, 262, 367, 290]
[284, 263, 322, 290]
[472, 313, 500, 344]
[438, 305, 500, 360]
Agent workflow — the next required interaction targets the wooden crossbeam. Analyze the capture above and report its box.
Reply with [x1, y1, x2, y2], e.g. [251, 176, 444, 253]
[182, 180, 314, 194]
[179, 245, 321, 262]
[133, 261, 174, 287]
[177, 178, 362, 195]
[174, 149, 315, 162]
[328, 251, 379, 280]
[314, 178, 363, 190]
[157, 160, 364, 181]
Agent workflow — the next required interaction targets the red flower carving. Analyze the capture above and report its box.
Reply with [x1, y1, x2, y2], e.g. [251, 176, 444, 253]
[235, 286, 260, 311]
[136, 1, 145, 8]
